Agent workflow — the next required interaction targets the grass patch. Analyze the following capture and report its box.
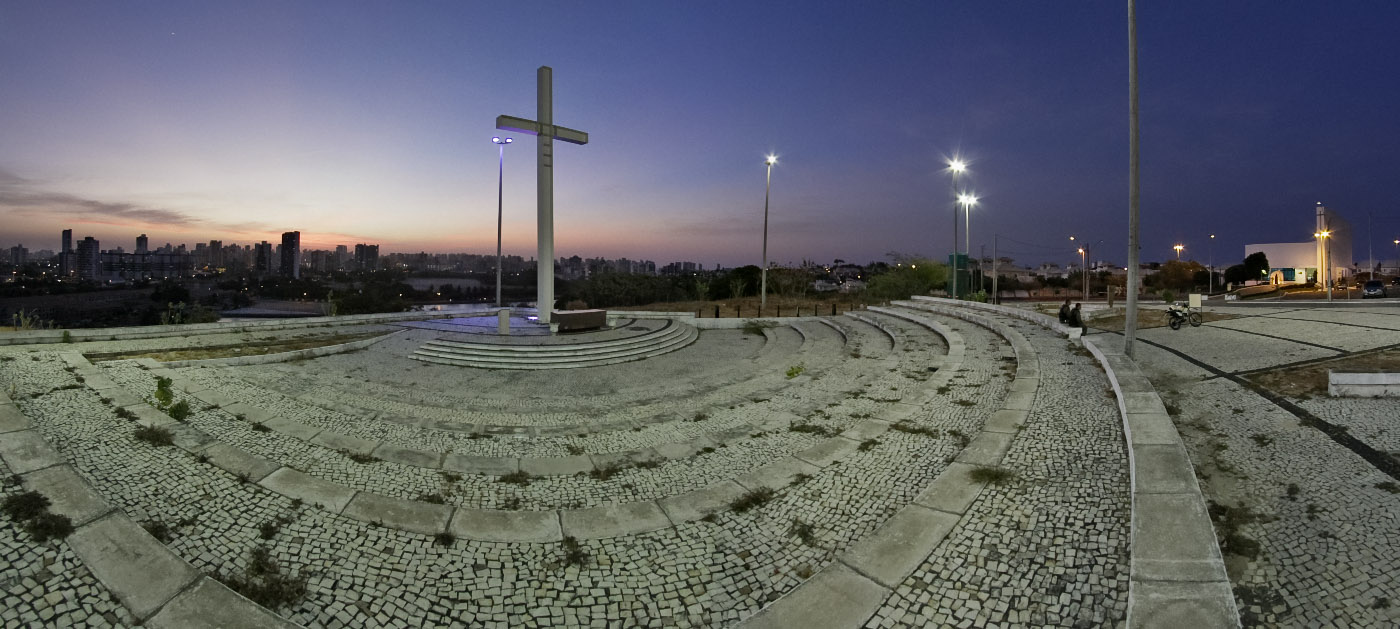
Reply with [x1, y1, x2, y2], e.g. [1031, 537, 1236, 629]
[114, 406, 137, 420]
[417, 493, 446, 504]
[23, 513, 74, 542]
[968, 467, 1017, 485]
[730, 487, 777, 513]
[785, 364, 805, 379]
[251, 423, 271, 433]
[1250, 433, 1273, 447]
[589, 463, 627, 481]
[342, 450, 380, 464]
[565, 444, 586, 455]
[143, 520, 174, 543]
[2, 491, 51, 521]
[1375, 481, 1400, 494]
[134, 425, 174, 447]
[497, 471, 531, 486]
[788, 519, 818, 546]
[433, 532, 456, 547]
[856, 438, 881, 451]
[219, 545, 306, 611]
[440, 471, 462, 483]
[788, 422, 836, 437]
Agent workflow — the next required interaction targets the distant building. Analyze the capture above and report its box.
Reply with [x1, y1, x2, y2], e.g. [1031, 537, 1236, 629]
[254, 241, 275, 275]
[280, 231, 301, 279]
[136, 234, 149, 255]
[335, 245, 349, 270]
[9, 244, 28, 266]
[75, 237, 101, 280]
[1245, 204, 1354, 285]
[59, 229, 73, 276]
[354, 243, 379, 271]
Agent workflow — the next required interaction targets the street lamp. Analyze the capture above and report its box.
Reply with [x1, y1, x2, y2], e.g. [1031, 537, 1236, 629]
[1078, 247, 1087, 299]
[959, 192, 978, 294]
[492, 136, 513, 307]
[1208, 234, 1215, 294]
[1315, 230, 1332, 303]
[1173, 244, 1184, 260]
[761, 154, 777, 309]
[947, 159, 967, 297]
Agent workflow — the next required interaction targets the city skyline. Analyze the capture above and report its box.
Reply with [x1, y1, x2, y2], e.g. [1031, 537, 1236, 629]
[3, 2, 1399, 268]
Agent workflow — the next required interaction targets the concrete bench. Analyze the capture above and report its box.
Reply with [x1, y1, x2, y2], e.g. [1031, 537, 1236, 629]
[1329, 371, 1400, 397]
[553, 309, 607, 332]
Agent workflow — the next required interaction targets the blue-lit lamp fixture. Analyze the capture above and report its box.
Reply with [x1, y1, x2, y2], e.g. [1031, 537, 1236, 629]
[493, 136, 513, 145]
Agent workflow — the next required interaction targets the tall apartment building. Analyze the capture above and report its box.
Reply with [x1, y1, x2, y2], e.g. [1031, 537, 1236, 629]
[75, 237, 101, 280]
[280, 231, 301, 279]
[354, 243, 379, 271]
[59, 229, 73, 275]
[136, 234, 149, 254]
[254, 241, 275, 275]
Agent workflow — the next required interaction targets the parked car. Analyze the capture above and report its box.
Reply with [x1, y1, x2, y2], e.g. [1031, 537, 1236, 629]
[1362, 280, 1387, 298]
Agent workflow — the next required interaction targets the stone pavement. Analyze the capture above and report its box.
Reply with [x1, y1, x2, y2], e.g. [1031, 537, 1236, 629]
[0, 307, 1148, 627]
[1086, 302, 1400, 627]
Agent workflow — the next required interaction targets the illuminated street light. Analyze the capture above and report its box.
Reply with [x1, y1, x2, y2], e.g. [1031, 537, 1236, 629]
[947, 158, 967, 297]
[1078, 247, 1088, 299]
[1315, 231, 1333, 303]
[959, 192, 978, 292]
[1209, 234, 1216, 294]
[492, 136, 513, 307]
[761, 154, 777, 309]
[1173, 244, 1184, 260]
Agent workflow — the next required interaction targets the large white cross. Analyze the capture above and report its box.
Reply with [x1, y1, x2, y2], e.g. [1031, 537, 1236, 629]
[496, 66, 589, 325]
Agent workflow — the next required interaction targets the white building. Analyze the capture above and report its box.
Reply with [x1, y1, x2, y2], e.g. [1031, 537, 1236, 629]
[1244, 204, 1353, 286]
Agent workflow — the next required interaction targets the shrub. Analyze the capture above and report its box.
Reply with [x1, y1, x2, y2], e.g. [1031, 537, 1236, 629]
[134, 426, 174, 447]
[24, 513, 74, 541]
[153, 387, 174, 409]
[168, 400, 191, 421]
[968, 467, 1017, 485]
[2, 491, 51, 521]
[729, 487, 776, 513]
[61, 330, 73, 343]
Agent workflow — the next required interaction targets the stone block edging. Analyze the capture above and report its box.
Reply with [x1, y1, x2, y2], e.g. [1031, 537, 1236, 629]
[1081, 337, 1241, 629]
[739, 305, 1039, 627]
[0, 310, 456, 347]
[0, 391, 298, 628]
[910, 295, 1082, 339]
[160, 330, 404, 368]
[1328, 370, 1400, 397]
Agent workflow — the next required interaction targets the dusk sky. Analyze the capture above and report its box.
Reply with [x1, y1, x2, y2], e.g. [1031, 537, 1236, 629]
[3, 2, 1399, 269]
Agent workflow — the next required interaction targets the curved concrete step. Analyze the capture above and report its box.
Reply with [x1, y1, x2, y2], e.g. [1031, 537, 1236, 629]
[412, 324, 698, 369]
[426, 319, 682, 354]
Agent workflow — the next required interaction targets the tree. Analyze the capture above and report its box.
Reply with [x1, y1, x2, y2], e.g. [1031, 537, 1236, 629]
[1223, 264, 1251, 286]
[1156, 260, 1206, 292]
[866, 259, 949, 301]
[1243, 252, 1270, 280]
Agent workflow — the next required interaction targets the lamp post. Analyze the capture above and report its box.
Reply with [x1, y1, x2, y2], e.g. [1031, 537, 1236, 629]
[948, 159, 966, 298]
[1173, 244, 1184, 260]
[761, 154, 777, 309]
[1078, 247, 1088, 299]
[1208, 234, 1215, 294]
[492, 136, 513, 307]
[959, 192, 978, 295]
[1315, 230, 1332, 302]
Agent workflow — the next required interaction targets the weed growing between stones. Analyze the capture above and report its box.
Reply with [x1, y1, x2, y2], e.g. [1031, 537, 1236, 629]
[589, 463, 627, 481]
[2, 491, 74, 542]
[1375, 482, 1400, 494]
[219, 545, 307, 611]
[1285, 484, 1300, 501]
[497, 471, 531, 486]
[134, 425, 174, 447]
[142, 520, 174, 543]
[439, 471, 462, 484]
[559, 536, 589, 568]
[633, 459, 662, 470]
[168, 400, 191, 421]
[741, 320, 777, 336]
[341, 450, 380, 464]
[953, 399, 977, 407]
[153, 377, 174, 409]
[857, 439, 881, 451]
[500, 497, 522, 510]
[786, 364, 805, 379]
[1250, 433, 1273, 447]
[968, 467, 1017, 485]
[788, 422, 836, 437]
[434, 532, 455, 547]
[936, 385, 952, 395]
[565, 444, 587, 455]
[730, 487, 776, 513]
[251, 423, 271, 433]
[947, 429, 971, 448]
[689, 412, 709, 423]
[1208, 502, 1264, 560]
[258, 521, 280, 539]
[418, 493, 446, 504]
[788, 519, 818, 546]
[891, 421, 939, 438]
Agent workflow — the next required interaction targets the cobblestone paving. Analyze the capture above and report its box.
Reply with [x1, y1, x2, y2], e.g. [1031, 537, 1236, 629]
[1, 454, 136, 628]
[865, 312, 1131, 628]
[0, 309, 1140, 628]
[1122, 331, 1400, 628]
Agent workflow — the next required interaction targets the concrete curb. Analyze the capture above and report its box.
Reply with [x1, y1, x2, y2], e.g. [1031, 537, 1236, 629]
[0, 391, 298, 628]
[0, 310, 457, 347]
[1083, 337, 1241, 629]
[160, 329, 403, 368]
[739, 305, 1037, 627]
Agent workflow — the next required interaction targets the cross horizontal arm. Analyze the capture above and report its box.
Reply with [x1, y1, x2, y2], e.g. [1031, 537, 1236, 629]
[495, 115, 589, 145]
[496, 115, 542, 136]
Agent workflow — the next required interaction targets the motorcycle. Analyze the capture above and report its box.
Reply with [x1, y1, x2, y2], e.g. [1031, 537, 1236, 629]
[1166, 303, 1202, 330]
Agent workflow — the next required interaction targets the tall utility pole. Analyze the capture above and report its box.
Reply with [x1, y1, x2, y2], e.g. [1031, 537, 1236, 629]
[761, 155, 776, 309]
[1124, 0, 1142, 358]
[492, 136, 512, 307]
[948, 160, 965, 298]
